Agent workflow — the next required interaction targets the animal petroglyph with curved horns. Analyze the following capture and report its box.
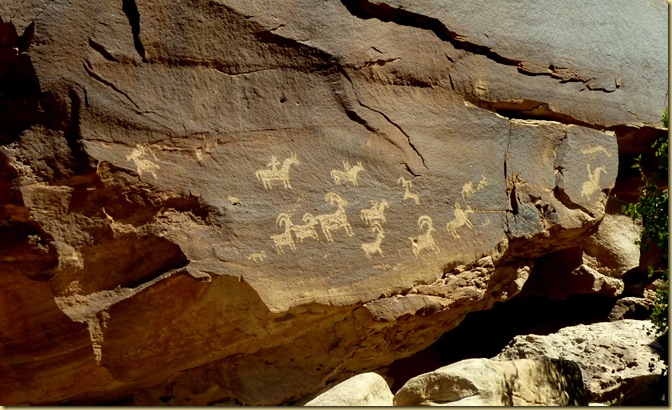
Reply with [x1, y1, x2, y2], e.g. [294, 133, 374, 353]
[315, 192, 354, 241]
[410, 215, 440, 258]
[398, 176, 420, 205]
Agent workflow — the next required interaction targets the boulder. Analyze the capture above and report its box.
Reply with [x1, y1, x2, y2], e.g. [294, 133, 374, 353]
[393, 356, 586, 406]
[0, 0, 666, 405]
[304, 372, 393, 406]
[495, 319, 666, 405]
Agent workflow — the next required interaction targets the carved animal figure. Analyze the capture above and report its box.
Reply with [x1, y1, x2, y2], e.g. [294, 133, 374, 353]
[461, 181, 476, 199]
[271, 213, 296, 254]
[256, 152, 299, 189]
[291, 213, 320, 243]
[582, 145, 613, 158]
[397, 176, 420, 205]
[316, 192, 354, 241]
[247, 251, 267, 263]
[361, 224, 385, 258]
[477, 175, 488, 191]
[446, 202, 474, 238]
[360, 199, 389, 226]
[410, 215, 440, 258]
[331, 160, 365, 187]
[580, 164, 607, 199]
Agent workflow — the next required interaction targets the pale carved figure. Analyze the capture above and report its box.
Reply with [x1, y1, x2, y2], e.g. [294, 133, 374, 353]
[331, 160, 365, 187]
[360, 199, 389, 226]
[315, 192, 354, 241]
[446, 202, 475, 238]
[247, 251, 267, 263]
[255, 152, 299, 189]
[398, 176, 420, 205]
[410, 215, 440, 258]
[361, 223, 385, 259]
[582, 145, 612, 158]
[477, 175, 488, 191]
[581, 164, 607, 199]
[291, 213, 320, 243]
[462, 175, 488, 199]
[126, 144, 160, 179]
[271, 213, 296, 254]
[461, 181, 476, 199]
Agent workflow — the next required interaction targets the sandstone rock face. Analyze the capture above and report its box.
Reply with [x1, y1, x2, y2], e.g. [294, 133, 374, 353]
[0, 0, 667, 405]
[495, 319, 666, 405]
[304, 372, 393, 406]
[393, 356, 586, 406]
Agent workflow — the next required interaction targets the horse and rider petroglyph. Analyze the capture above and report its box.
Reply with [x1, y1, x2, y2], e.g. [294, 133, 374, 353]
[360, 199, 389, 226]
[331, 160, 365, 187]
[446, 202, 475, 238]
[256, 152, 299, 189]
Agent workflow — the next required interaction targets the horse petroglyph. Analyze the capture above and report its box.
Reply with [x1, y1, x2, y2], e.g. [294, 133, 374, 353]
[360, 199, 389, 226]
[361, 223, 385, 259]
[331, 160, 365, 187]
[247, 251, 267, 263]
[256, 153, 299, 189]
[315, 192, 354, 241]
[398, 176, 420, 205]
[447, 202, 475, 238]
[410, 215, 440, 258]
[126, 144, 160, 179]
[271, 213, 297, 254]
[581, 164, 607, 199]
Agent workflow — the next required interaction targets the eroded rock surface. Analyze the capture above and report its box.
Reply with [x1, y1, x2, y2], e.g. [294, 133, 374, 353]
[0, 0, 667, 405]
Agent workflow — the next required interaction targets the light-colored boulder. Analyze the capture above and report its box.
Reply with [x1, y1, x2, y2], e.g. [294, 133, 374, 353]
[393, 357, 586, 406]
[583, 200, 643, 277]
[495, 319, 666, 405]
[304, 373, 393, 406]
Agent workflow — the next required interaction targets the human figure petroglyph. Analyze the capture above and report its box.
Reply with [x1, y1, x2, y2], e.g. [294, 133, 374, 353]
[410, 215, 440, 258]
[255, 152, 299, 189]
[360, 199, 389, 226]
[126, 144, 160, 179]
[331, 160, 365, 187]
[361, 223, 385, 259]
[397, 176, 420, 205]
[582, 146, 613, 158]
[581, 164, 608, 199]
[291, 213, 320, 243]
[446, 202, 475, 238]
[271, 212, 296, 254]
[315, 192, 354, 241]
[247, 251, 267, 263]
